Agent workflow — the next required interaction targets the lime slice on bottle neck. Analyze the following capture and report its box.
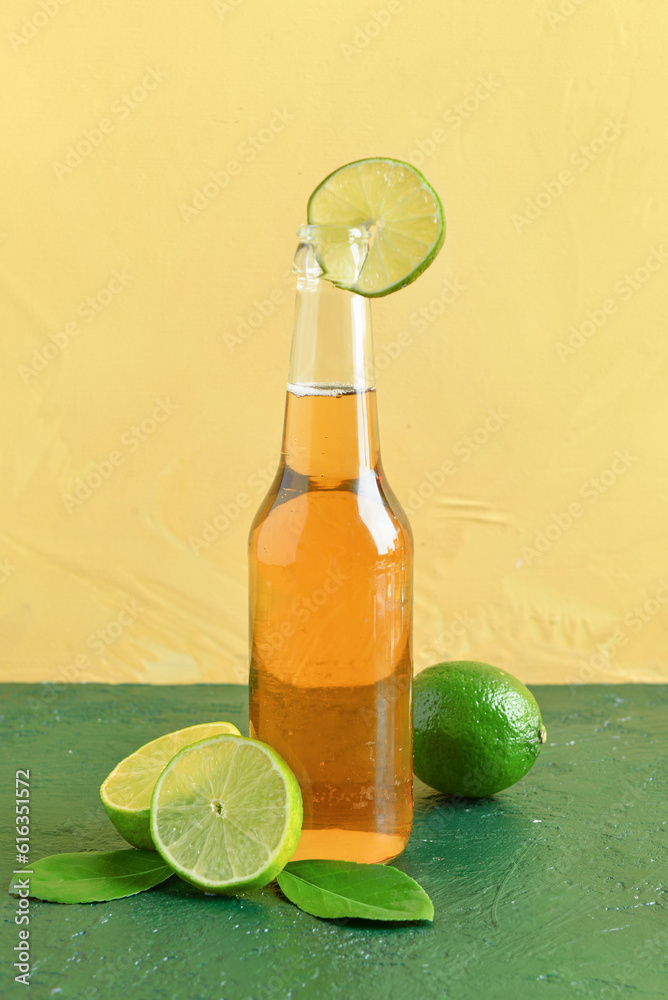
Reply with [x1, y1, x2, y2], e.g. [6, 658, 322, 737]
[150, 734, 303, 894]
[306, 157, 445, 297]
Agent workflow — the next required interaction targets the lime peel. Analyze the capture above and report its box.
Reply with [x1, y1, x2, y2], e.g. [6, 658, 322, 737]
[413, 660, 547, 797]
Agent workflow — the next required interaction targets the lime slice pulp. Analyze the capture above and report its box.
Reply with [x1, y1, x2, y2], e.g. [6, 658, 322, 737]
[150, 734, 303, 894]
[100, 721, 239, 849]
[307, 157, 445, 297]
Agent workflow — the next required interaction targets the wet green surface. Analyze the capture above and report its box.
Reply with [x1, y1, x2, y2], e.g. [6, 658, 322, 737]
[1, 684, 666, 999]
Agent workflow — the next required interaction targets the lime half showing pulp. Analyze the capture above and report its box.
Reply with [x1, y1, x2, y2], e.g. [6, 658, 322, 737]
[100, 721, 240, 849]
[150, 734, 303, 894]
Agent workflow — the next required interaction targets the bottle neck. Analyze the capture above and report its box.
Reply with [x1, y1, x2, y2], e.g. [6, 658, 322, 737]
[282, 276, 380, 481]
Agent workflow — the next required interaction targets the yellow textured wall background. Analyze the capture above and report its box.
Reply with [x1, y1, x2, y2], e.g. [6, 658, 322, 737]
[1, 0, 667, 686]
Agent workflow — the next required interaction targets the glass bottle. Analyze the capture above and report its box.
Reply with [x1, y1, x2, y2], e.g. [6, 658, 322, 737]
[248, 225, 413, 864]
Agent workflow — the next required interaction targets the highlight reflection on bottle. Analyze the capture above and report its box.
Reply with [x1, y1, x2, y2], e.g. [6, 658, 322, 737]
[249, 226, 413, 864]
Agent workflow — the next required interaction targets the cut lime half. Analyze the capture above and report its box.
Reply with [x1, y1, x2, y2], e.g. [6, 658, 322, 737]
[100, 721, 240, 849]
[150, 734, 303, 894]
[307, 157, 445, 297]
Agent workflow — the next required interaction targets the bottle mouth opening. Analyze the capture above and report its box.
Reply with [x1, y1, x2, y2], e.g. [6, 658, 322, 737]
[294, 224, 370, 283]
[296, 223, 370, 244]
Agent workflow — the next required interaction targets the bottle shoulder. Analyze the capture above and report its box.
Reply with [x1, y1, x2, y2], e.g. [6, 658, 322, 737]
[373, 466, 413, 542]
[249, 464, 412, 561]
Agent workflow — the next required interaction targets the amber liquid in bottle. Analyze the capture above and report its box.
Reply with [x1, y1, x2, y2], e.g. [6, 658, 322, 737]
[248, 228, 413, 864]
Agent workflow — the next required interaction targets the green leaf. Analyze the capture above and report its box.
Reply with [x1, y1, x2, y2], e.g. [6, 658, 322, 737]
[276, 860, 434, 922]
[8, 849, 173, 904]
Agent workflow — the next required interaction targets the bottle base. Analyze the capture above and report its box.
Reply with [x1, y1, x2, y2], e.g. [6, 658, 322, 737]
[289, 828, 409, 865]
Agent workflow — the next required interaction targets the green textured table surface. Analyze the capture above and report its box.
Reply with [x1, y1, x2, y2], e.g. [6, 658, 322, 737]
[1, 684, 667, 1000]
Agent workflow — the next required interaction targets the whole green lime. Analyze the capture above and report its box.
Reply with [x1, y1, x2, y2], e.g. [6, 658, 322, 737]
[413, 660, 547, 797]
